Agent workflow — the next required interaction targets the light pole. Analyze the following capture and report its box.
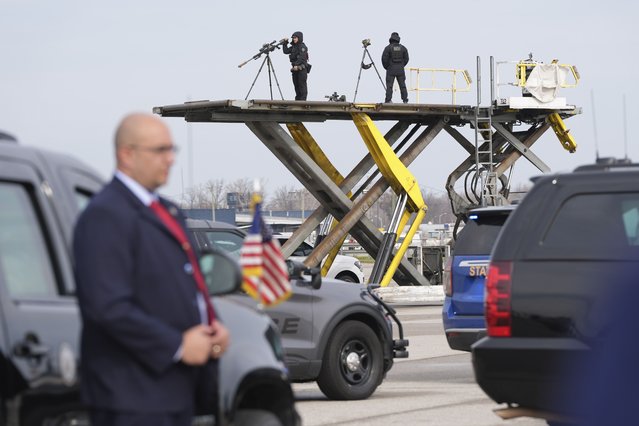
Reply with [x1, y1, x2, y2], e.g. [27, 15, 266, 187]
[289, 190, 305, 220]
[437, 212, 448, 224]
[210, 188, 216, 222]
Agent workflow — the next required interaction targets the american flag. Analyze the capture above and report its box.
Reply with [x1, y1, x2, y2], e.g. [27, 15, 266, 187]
[239, 193, 291, 306]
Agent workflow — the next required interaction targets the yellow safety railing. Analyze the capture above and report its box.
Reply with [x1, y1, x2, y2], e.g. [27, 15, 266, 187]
[406, 67, 472, 104]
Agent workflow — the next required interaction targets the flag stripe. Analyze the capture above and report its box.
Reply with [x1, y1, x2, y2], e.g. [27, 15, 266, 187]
[239, 196, 291, 307]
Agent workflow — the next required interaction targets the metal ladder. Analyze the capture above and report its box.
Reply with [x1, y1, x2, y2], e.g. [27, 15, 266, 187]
[473, 56, 499, 207]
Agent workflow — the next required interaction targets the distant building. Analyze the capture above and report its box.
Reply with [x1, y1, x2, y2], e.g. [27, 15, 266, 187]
[182, 208, 236, 225]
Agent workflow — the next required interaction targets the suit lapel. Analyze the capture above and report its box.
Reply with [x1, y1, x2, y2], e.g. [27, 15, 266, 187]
[111, 178, 182, 246]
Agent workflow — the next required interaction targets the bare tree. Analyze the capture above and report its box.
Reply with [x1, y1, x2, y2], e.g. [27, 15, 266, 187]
[422, 188, 455, 224]
[226, 178, 269, 211]
[267, 185, 298, 211]
[203, 179, 226, 208]
[181, 186, 199, 209]
[265, 186, 320, 212]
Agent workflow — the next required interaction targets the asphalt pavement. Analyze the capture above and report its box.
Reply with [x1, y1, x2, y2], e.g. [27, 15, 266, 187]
[292, 305, 546, 426]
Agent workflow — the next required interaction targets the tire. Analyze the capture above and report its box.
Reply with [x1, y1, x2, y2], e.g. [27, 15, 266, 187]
[335, 273, 358, 283]
[234, 409, 282, 426]
[317, 320, 383, 400]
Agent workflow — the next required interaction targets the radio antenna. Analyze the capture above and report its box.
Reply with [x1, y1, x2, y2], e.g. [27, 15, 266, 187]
[590, 90, 600, 160]
[623, 93, 628, 161]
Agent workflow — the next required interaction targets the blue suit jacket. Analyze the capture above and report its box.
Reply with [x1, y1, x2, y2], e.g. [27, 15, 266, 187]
[74, 177, 211, 413]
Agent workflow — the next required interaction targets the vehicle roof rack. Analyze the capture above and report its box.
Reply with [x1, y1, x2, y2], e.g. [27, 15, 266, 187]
[574, 157, 636, 172]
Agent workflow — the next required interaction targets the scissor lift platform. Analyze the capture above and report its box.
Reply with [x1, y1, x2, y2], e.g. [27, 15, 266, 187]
[154, 99, 580, 286]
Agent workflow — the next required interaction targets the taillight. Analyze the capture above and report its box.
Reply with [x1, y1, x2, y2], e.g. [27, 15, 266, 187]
[443, 257, 452, 296]
[485, 261, 512, 337]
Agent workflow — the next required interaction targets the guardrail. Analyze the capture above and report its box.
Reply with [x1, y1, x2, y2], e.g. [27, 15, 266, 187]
[406, 67, 472, 104]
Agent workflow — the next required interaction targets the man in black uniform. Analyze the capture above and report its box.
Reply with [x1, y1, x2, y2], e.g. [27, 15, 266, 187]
[381, 32, 409, 103]
[282, 31, 309, 101]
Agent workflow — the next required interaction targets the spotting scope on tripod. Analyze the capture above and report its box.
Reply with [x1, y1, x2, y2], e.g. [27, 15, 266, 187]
[239, 39, 288, 100]
[353, 38, 386, 102]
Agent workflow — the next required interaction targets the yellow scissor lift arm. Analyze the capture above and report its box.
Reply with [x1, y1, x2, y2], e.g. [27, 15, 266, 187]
[285, 115, 430, 287]
[285, 123, 352, 276]
[352, 112, 427, 286]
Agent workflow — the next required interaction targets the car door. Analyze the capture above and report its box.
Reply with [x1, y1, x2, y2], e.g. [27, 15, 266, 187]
[192, 227, 318, 378]
[0, 158, 81, 394]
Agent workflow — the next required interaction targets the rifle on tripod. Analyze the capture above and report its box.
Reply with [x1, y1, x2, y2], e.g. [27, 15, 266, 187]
[238, 39, 288, 68]
[239, 39, 288, 100]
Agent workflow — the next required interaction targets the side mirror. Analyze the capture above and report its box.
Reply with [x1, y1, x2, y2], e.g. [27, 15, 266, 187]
[199, 248, 242, 296]
[286, 259, 322, 290]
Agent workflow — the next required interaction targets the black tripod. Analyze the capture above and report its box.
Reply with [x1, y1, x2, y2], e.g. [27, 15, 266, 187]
[239, 40, 286, 101]
[353, 39, 386, 102]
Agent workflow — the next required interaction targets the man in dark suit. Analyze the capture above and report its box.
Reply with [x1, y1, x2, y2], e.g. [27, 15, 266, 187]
[74, 113, 230, 426]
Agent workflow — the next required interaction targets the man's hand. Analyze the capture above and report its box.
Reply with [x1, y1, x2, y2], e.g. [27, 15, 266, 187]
[181, 324, 215, 365]
[209, 320, 230, 359]
[291, 65, 300, 72]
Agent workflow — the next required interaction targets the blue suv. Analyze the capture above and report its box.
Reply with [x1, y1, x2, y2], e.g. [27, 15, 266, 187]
[442, 205, 515, 351]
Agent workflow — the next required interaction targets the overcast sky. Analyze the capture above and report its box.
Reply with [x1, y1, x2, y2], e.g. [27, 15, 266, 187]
[1, 0, 637, 202]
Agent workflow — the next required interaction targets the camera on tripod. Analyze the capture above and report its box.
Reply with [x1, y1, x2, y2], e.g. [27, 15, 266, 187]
[353, 37, 386, 102]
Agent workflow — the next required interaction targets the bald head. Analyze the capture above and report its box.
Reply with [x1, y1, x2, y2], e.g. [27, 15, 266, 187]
[114, 113, 176, 191]
[115, 113, 167, 152]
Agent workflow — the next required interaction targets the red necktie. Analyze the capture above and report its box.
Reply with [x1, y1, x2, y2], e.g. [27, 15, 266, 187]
[149, 201, 216, 324]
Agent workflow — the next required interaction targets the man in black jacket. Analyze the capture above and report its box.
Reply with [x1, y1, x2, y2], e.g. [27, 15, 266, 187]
[381, 32, 409, 103]
[283, 31, 309, 101]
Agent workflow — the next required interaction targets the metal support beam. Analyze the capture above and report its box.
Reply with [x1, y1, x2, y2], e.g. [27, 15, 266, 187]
[493, 122, 550, 173]
[308, 119, 445, 286]
[245, 120, 434, 286]
[279, 121, 411, 258]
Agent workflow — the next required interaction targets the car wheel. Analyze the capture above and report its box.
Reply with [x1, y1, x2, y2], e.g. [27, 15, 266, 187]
[234, 409, 282, 426]
[335, 273, 358, 283]
[317, 320, 383, 400]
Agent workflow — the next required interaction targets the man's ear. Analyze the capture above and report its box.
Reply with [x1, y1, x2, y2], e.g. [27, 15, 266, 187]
[116, 145, 133, 170]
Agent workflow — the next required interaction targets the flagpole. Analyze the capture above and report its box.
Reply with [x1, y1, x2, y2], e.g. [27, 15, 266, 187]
[239, 179, 291, 309]
[252, 180, 265, 311]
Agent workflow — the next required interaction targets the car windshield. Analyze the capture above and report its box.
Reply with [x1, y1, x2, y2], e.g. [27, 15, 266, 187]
[455, 214, 509, 256]
[200, 230, 245, 259]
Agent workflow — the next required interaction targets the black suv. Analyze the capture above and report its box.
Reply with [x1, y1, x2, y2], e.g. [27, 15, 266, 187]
[472, 159, 639, 416]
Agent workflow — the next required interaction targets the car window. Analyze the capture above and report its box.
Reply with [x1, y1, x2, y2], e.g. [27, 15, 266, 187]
[200, 230, 245, 259]
[74, 187, 94, 212]
[542, 193, 639, 249]
[288, 240, 313, 256]
[0, 182, 57, 298]
[455, 214, 509, 255]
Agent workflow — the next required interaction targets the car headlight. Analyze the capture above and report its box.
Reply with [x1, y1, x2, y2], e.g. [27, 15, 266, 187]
[265, 323, 285, 362]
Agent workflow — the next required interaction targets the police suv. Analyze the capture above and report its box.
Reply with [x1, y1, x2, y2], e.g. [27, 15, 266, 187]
[188, 220, 409, 400]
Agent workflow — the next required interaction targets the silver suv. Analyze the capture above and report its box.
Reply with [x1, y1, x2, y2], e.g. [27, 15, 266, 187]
[0, 137, 299, 426]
